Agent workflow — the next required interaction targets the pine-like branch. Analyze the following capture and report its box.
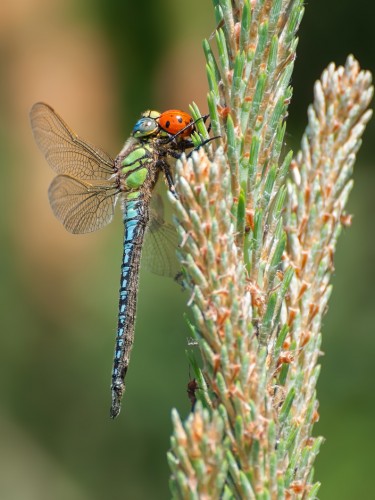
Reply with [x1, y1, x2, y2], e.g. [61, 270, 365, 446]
[168, 1, 372, 498]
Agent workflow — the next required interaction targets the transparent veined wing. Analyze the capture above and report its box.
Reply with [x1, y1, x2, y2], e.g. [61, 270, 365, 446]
[48, 175, 119, 234]
[30, 102, 115, 180]
[142, 194, 180, 278]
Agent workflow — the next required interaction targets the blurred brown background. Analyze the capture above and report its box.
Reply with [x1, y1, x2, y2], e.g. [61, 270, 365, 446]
[0, 1, 374, 499]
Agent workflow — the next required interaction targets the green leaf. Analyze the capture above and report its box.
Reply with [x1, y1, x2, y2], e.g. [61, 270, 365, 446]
[279, 388, 295, 425]
[239, 0, 251, 53]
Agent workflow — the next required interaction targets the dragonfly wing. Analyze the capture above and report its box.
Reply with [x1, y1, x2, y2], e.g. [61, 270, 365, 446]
[48, 175, 117, 234]
[30, 102, 115, 180]
[142, 195, 180, 278]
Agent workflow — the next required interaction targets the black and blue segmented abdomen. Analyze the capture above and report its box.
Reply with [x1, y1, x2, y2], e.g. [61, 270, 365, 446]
[110, 196, 149, 418]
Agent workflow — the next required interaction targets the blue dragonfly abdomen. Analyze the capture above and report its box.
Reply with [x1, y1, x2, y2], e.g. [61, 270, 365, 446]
[111, 196, 148, 418]
[110, 139, 161, 418]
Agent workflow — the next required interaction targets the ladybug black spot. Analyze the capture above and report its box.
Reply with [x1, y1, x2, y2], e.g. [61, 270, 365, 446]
[178, 117, 183, 123]
[165, 120, 170, 128]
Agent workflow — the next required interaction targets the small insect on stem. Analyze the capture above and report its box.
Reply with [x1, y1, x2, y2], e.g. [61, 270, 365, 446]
[187, 378, 198, 410]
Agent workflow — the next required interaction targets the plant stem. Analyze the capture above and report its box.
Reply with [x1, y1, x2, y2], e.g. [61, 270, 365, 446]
[168, 1, 373, 498]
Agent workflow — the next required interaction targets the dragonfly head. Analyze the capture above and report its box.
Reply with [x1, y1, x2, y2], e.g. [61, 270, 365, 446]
[132, 110, 161, 139]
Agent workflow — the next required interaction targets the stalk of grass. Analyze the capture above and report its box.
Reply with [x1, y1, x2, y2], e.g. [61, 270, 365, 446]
[168, 1, 373, 497]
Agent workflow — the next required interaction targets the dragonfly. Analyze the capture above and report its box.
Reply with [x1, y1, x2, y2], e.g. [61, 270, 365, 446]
[30, 102, 210, 418]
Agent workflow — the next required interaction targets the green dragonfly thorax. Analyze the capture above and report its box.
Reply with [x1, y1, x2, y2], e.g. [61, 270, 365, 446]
[115, 137, 160, 197]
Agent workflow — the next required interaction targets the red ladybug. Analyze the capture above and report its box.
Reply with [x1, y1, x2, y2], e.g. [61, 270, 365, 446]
[157, 109, 194, 138]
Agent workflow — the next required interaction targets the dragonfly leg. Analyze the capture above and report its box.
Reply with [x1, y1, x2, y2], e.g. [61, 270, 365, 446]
[159, 161, 178, 198]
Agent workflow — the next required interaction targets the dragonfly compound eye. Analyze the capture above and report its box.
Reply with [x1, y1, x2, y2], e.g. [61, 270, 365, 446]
[132, 117, 159, 138]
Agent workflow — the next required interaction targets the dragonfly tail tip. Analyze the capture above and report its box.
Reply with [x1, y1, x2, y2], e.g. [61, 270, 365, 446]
[110, 380, 125, 419]
[110, 406, 121, 419]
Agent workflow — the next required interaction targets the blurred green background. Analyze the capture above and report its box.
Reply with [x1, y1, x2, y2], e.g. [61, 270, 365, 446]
[0, 1, 374, 499]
